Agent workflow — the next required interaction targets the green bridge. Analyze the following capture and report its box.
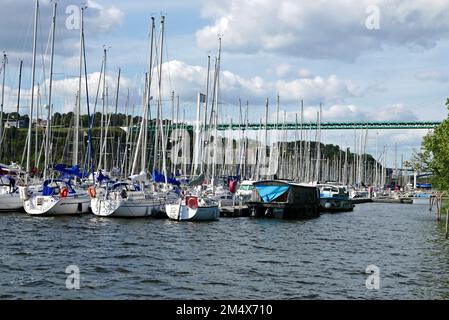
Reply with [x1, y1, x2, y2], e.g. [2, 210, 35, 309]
[167, 121, 441, 131]
[217, 121, 441, 130]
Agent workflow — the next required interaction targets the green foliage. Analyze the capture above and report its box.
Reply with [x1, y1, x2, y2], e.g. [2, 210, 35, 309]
[416, 99, 449, 190]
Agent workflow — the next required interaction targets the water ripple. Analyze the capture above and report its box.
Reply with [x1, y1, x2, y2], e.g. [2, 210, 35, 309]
[0, 204, 448, 299]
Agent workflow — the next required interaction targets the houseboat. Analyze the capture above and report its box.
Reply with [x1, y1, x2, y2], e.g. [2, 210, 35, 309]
[247, 180, 320, 219]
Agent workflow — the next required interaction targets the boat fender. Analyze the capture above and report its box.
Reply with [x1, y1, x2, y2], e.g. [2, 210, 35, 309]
[60, 187, 69, 198]
[88, 186, 96, 198]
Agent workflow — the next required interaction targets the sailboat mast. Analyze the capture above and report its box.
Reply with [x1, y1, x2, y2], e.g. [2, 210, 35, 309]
[156, 16, 168, 184]
[98, 48, 107, 170]
[0, 53, 6, 149]
[26, 0, 39, 179]
[144, 17, 155, 173]
[44, 2, 57, 180]
[16, 61, 23, 130]
[74, 7, 84, 165]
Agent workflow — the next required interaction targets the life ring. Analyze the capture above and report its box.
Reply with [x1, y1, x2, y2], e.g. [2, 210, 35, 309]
[88, 186, 96, 198]
[60, 187, 69, 198]
[187, 197, 198, 210]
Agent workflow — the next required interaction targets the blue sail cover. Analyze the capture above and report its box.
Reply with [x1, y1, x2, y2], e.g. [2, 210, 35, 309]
[54, 164, 89, 179]
[152, 170, 181, 186]
[255, 185, 290, 203]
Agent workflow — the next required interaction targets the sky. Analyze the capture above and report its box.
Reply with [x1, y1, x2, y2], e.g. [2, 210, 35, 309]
[1, 0, 449, 166]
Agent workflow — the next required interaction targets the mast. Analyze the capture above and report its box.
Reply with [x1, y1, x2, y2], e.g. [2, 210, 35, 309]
[264, 98, 269, 178]
[130, 74, 147, 175]
[152, 18, 161, 173]
[211, 37, 222, 187]
[98, 48, 107, 170]
[299, 100, 304, 181]
[193, 92, 202, 176]
[14, 60, 23, 160]
[44, 2, 57, 180]
[27, 0, 39, 179]
[16, 61, 23, 129]
[74, 7, 84, 165]
[81, 18, 94, 176]
[114, 68, 121, 147]
[144, 17, 155, 174]
[315, 103, 322, 182]
[0, 53, 6, 149]
[156, 16, 168, 184]
[201, 55, 211, 174]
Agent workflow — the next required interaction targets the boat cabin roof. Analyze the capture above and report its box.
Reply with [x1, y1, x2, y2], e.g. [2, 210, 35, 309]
[253, 180, 317, 189]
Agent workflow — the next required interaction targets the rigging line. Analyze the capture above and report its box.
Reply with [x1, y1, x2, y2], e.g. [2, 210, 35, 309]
[16, 3, 34, 66]
[37, 3, 49, 102]
[163, 24, 173, 97]
[40, 7, 53, 103]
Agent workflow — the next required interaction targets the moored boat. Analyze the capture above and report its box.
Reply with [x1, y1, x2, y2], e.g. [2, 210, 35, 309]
[247, 180, 320, 219]
[318, 184, 354, 213]
[91, 182, 178, 218]
[412, 192, 433, 205]
[21, 179, 90, 216]
[165, 195, 219, 221]
[0, 164, 27, 212]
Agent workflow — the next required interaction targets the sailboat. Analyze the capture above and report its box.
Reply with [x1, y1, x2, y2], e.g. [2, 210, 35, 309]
[91, 16, 179, 218]
[166, 176, 219, 221]
[22, 2, 90, 216]
[0, 163, 27, 211]
[22, 178, 90, 215]
[166, 193, 220, 221]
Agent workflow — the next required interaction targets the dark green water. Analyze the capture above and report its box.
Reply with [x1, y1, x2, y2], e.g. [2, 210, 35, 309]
[0, 203, 448, 299]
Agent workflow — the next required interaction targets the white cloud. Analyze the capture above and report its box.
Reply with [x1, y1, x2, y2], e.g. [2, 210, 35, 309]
[375, 104, 418, 121]
[415, 69, 448, 83]
[276, 75, 361, 104]
[150, 60, 270, 103]
[297, 68, 312, 78]
[0, 0, 124, 60]
[196, 0, 449, 60]
[275, 63, 291, 77]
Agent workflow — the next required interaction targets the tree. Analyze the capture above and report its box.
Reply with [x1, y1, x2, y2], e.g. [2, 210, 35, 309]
[415, 99, 449, 190]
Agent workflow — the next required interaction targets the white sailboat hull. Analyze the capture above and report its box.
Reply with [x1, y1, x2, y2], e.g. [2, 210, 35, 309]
[166, 203, 219, 221]
[24, 195, 90, 216]
[91, 197, 163, 217]
[0, 193, 24, 211]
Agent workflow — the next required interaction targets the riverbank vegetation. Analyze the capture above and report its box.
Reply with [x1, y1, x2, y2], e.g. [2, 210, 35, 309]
[406, 99, 449, 191]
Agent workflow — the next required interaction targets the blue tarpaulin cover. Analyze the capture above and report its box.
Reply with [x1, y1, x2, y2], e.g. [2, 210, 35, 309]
[54, 164, 89, 179]
[152, 170, 181, 186]
[255, 185, 290, 203]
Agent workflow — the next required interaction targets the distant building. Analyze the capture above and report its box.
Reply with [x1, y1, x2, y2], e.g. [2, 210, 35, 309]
[32, 119, 48, 127]
[3, 120, 26, 128]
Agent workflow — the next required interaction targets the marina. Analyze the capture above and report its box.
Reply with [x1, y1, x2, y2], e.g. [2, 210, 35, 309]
[1, 0, 449, 303]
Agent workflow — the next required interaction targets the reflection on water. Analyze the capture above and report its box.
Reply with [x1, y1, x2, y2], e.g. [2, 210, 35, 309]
[0, 203, 448, 299]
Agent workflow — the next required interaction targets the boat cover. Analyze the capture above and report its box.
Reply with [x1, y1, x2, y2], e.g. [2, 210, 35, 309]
[255, 185, 290, 203]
